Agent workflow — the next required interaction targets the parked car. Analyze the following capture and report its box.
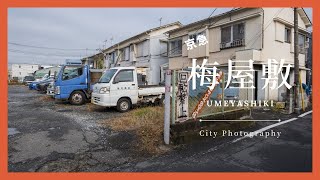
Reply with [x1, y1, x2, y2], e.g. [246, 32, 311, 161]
[91, 67, 165, 112]
[29, 74, 50, 90]
[37, 78, 54, 93]
[23, 76, 35, 86]
[54, 64, 104, 105]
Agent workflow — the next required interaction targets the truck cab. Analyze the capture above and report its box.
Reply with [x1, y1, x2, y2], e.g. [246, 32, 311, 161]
[54, 64, 103, 105]
[91, 67, 165, 112]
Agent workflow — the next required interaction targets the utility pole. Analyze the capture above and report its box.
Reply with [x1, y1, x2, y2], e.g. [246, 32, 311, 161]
[294, 8, 300, 112]
[164, 70, 171, 145]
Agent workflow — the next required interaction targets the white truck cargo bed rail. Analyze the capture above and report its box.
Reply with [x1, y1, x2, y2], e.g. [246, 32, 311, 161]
[138, 86, 165, 96]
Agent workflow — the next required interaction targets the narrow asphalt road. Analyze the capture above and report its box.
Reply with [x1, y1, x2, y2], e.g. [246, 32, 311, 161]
[117, 111, 312, 172]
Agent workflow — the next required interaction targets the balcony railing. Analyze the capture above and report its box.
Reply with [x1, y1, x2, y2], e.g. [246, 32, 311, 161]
[220, 39, 245, 49]
[169, 49, 182, 57]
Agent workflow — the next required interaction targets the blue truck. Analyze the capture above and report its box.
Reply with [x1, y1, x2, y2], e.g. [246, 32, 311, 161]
[54, 64, 104, 105]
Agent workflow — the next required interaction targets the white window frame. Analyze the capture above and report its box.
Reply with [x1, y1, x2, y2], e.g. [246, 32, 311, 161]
[221, 23, 245, 43]
[298, 33, 306, 54]
[220, 22, 245, 49]
[284, 27, 291, 43]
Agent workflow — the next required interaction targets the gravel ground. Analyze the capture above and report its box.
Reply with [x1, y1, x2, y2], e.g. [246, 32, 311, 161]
[8, 85, 140, 172]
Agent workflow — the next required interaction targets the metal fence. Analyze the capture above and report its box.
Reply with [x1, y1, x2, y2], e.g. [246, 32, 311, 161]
[170, 69, 242, 123]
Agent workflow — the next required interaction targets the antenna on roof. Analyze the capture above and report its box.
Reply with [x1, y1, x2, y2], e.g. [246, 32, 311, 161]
[110, 37, 113, 46]
[103, 40, 107, 49]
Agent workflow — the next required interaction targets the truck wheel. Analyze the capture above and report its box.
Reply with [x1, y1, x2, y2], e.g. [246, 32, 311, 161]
[42, 85, 48, 93]
[117, 98, 131, 112]
[155, 95, 166, 106]
[70, 91, 86, 105]
[160, 95, 166, 106]
[155, 96, 165, 106]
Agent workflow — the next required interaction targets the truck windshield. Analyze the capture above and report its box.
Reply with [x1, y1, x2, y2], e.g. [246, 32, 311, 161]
[99, 69, 117, 83]
[62, 66, 83, 80]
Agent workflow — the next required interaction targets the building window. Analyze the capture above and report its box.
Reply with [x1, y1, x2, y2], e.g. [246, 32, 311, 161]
[299, 33, 306, 54]
[137, 43, 143, 57]
[108, 53, 114, 64]
[221, 26, 232, 43]
[160, 41, 168, 57]
[122, 47, 130, 61]
[120, 49, 125, 61]
[189, 31, 206, 43]
[114, 51, 119, 62]
[285, 27, 291, 43]
[137, 40, 149, 57]
[306, 36, 310, 43]
[130, 44, 134, 52]
[169, 38, 182, 57]
[220, 23, 245, 49]
[233, 23, 245, 40]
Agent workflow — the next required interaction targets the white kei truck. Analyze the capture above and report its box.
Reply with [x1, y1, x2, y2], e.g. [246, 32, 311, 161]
[91, 67, 165, 112]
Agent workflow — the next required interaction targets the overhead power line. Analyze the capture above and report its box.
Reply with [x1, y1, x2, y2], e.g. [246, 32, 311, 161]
[194, 8, 218, 34]
[8, 42, 98, 51]
[8, 49, 84, 58]
[152, 8, 235, 57]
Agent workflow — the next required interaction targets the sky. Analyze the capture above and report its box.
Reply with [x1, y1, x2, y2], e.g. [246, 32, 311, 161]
[8, 8, 312, 65]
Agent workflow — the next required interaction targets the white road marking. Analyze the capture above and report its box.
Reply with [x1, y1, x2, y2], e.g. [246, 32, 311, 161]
[199, 119, 281, 122]
[232, 111, 312, 143]
[232, 117, 299, 143]
[298, 110, 313, 118]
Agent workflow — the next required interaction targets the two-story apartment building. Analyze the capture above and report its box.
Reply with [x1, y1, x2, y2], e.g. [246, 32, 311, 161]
[167, 8, 311, 102]
[89, 22, 182, 85]
[81, 56, 101, 69]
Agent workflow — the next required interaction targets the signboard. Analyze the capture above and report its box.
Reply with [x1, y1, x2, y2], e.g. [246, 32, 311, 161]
[176, 71, 189, 122]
